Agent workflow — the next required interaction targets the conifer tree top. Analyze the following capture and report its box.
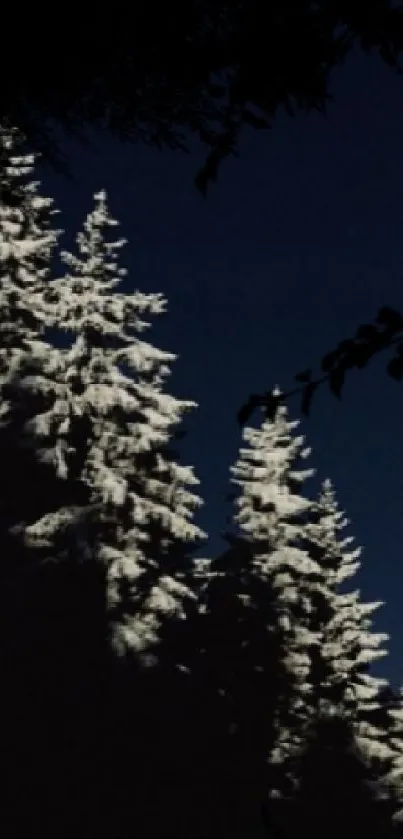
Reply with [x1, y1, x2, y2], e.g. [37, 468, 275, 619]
[231, 390, 315, 546]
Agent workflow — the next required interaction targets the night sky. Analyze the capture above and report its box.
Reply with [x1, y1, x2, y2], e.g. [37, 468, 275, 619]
[39, 48, 403, 688]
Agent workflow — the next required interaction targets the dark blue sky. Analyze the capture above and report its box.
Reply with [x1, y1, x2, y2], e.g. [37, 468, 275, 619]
[39, 48, 403, 688]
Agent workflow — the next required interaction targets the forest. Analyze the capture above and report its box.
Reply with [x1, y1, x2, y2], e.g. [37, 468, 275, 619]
[2, 2, 403, 836]
[0, 124, 402, 838]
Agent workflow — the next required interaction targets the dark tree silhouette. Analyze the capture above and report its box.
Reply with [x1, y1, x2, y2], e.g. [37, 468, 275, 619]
[269, 715, 396, 839]
[3, 1, 403, 193]
[238, 306, 403, 426]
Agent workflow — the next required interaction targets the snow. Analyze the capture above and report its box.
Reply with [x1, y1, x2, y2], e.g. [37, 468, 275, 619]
[19, 189, 206, 660]
[0, 127, 399, 822]
[227, 394, 321, 789]
[226, 400, 393, 800]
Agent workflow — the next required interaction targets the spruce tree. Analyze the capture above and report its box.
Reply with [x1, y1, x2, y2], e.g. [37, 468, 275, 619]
[199, 400, 395, 837]
[230, 395, 323, 797]
[303, 479, 390, 731]
[200, 392, 321, 826]
[23, 189, 206, 663]
[0, 184, 207, 835]
[0, 121, 66, 715]
[0, 123, 61, 550]
[288, 478, 395, 838]
[0, 124, 59, 361]
[0, 126, 85, 836]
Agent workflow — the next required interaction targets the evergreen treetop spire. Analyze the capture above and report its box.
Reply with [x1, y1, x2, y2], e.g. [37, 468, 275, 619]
[0, 123, 60, 385]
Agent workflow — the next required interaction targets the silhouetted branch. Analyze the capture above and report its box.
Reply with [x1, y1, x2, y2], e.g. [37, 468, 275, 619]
[238, 306, 403, 425]
[2, 2, 403, 192]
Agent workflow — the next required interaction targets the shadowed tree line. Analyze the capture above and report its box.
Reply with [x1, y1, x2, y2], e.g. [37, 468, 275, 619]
[0, 533, 399, 838]
[0, 125, 402, 839]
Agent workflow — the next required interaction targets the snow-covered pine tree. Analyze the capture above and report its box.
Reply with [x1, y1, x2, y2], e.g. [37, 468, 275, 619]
[230, 394, 324, 797]
[288, 478, 395, 837]
[23, 190, 206, 663]
[200, 392, 322, 815]
[0, 126, 85, 836]
[0, 123, 61, 551]
[0, 123, 69, 719]
[0, 123, 59, 367]
[303, 479, 390, 730]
